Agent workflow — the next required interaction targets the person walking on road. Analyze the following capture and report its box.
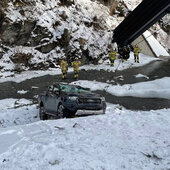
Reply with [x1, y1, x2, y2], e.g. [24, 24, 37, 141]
[133, 44, 141, 63]
[72, 57, 81, 79]
[60, 56, 68, 79]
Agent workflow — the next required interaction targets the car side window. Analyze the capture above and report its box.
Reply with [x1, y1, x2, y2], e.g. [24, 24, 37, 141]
[48, 85, 53, 95]
[53, 86, 60, 95]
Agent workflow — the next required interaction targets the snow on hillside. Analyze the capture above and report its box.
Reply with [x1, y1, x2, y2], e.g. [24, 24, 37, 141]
[123, 0, 142, 11]
[0, 0, 119, 78]
[0, 99, 169, 170]
[0, 0, 169, 79]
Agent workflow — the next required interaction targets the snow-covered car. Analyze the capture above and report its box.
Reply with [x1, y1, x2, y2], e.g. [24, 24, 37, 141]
[38, 83, 106, 120]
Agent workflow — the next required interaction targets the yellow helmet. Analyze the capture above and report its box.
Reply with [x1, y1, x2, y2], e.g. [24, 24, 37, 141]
[62, 56, 66, 59]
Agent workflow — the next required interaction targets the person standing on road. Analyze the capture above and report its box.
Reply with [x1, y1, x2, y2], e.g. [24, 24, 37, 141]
[72, 57, 81, 79]
[109, 49, 117, 66]
[133, 44, 141, 63]
[60, 56, 68, 79]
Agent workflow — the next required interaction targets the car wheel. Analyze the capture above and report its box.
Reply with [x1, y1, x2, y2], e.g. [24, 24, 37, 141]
[57, 104, 67, 118]
[39, 106, 47, 120]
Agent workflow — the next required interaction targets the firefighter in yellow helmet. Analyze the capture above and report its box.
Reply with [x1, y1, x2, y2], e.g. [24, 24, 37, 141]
[71, 57, 81, 79]
[60, 56, 68, 79]
[109, 49, 117, 66]
[133, 44, 141, 63]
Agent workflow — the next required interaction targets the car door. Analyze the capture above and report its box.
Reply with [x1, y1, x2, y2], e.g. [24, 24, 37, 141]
[51, 85, 60, 113]
[44, 86, 55, 114]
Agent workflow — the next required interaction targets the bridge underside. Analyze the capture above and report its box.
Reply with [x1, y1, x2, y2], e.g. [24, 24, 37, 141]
[113, 0, 170, 47]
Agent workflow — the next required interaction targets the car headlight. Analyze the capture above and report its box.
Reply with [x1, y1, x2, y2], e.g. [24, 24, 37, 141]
[68, 96, 77, 101]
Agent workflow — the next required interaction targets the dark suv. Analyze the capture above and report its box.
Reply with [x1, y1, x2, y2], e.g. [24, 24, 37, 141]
[38, 83, 106, 120]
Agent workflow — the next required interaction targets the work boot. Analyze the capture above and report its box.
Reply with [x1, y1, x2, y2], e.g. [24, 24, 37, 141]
[62, 74, 66, 79]
[74, 74, 78, 80]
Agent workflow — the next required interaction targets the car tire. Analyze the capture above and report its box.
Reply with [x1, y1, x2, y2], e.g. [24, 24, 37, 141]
[57, 104, 67, 118]
[39, 106, 48, 120]
[103, 103, 107, 114]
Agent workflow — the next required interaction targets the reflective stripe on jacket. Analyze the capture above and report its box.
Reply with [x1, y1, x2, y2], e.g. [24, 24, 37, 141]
[72, 61, 81, 72]
[134, 47, 141, 55]
[109, 51, 117, 60]
[60, 60, 68, 72]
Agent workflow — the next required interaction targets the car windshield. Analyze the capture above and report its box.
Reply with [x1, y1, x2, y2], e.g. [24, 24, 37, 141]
[60, 84, 90, 93]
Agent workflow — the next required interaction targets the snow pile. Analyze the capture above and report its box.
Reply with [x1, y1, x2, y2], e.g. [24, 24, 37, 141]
[72, 77, 170, 100]
[17, 90, 28, 94]
[135, 74, 149, 79]
[0, 99, 38, 128]
[0, 101, 169, 170]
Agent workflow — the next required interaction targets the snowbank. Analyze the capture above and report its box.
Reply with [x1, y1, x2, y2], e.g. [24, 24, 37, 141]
[0, 101, 169, 170]
[72, 77, 170, 99]
[0, 99, 38, 128]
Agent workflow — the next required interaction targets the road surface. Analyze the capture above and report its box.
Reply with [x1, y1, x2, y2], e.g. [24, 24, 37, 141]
[0, 59, 170, 111]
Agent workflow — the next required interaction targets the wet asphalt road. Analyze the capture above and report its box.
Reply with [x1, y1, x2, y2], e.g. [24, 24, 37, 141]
[0, 59, 170, 111]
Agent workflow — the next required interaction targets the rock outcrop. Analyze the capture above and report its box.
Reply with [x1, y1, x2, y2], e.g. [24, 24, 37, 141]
[0, 0, 118, 76]
[0, 0, 169, 78]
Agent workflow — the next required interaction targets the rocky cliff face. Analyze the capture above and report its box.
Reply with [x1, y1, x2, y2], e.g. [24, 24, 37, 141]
[0, 0, 169, 77]
[0, 0, 120, 75]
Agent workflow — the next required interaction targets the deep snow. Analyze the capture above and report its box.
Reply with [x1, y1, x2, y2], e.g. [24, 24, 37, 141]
[0, 72, 170, 169]
[0, 58, 170, 169]
[0, 99, 170, 170]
